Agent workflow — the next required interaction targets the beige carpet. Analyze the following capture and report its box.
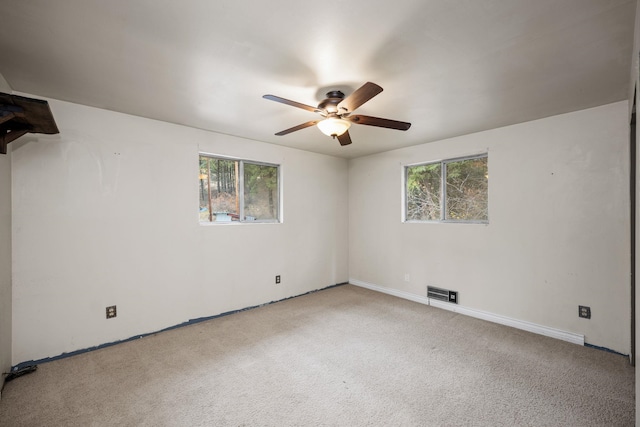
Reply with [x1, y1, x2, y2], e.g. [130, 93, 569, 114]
[0, 285, 635, 426]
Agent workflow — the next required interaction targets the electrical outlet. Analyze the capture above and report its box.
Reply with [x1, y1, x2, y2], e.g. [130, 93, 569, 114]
[275, 275, 281, 284]
[579, 305, 591, 319]
[404, 273, 410, 282]
[106, 305, 117, 319]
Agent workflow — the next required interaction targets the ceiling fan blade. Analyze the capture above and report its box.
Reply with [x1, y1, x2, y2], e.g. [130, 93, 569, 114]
[337, 130, 352, 146]
[348, 115, 411, 131]
[263, 94, 321, 114]
[337, 82, 383, 114]
[275, 120, 319, 136]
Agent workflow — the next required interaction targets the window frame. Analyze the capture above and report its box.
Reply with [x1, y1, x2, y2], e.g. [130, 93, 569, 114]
[199, 153, 281, 224]
[404, 153, 488, 224]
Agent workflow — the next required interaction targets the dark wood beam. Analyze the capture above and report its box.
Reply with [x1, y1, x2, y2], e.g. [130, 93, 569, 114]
[0, 93, 59, 154]
[0, 129, 28, 154]
[0, 112, 15, 126]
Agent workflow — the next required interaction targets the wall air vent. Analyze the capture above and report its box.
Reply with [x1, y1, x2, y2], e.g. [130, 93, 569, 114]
[427, 286, 458, 304]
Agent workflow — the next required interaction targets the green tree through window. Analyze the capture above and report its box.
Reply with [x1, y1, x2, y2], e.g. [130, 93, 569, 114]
[406, 163, 441, 220]
[406, 155, 488, 222]
[244, 163, 279, 220]
[199, 155, 280, 223]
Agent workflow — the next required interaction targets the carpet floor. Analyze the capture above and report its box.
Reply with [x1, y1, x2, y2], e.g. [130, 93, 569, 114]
[0, 284, 635, 426]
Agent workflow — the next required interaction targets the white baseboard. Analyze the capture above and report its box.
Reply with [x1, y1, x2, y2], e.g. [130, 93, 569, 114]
[350, 279, 430, 305]
[349, 279, 584, 346]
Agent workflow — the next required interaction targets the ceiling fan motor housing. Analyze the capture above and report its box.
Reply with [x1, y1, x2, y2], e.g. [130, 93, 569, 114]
[318, 91, 346, 114]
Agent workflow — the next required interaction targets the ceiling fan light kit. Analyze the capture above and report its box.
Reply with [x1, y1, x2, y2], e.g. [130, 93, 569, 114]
[263, 82, 411, 146]
[317, 117, 351, 137]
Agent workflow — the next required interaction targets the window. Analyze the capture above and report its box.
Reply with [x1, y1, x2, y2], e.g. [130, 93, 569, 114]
[199, 155, 280, 223]
[405, 154, 488, 222]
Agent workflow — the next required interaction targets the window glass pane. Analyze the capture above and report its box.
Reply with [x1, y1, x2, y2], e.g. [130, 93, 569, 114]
[243, 163, 279, 221]
[199, 157, 211, 222]
[445, 157, 488, 221]
[206, 157, 239, 222]
[406, 163, 442, 221]
[199, 155, 280, 224]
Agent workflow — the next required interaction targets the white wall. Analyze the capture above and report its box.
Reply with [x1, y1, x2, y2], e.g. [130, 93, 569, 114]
[0, 74, 10, 94]
[0, 132, 11, 386]
[349, 101, 630, 354]
[629, 0, 639, 419]
[11, 97, 349, 364]
[6, 92, 631, 363]
[0, 73, 12, 388]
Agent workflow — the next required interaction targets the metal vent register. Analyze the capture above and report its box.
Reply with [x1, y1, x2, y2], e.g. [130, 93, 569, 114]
[427, 286, 458, 304]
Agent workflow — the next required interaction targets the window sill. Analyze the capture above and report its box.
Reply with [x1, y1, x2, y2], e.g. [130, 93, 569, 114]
[199, 220, 281, 226]
[403, 220, 489, 225]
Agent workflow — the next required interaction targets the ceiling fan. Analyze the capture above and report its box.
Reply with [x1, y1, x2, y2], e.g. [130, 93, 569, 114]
[263, 82, 411, 146]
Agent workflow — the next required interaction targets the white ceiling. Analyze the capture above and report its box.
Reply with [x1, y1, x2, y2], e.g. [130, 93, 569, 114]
[0, 0, 635, 158]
